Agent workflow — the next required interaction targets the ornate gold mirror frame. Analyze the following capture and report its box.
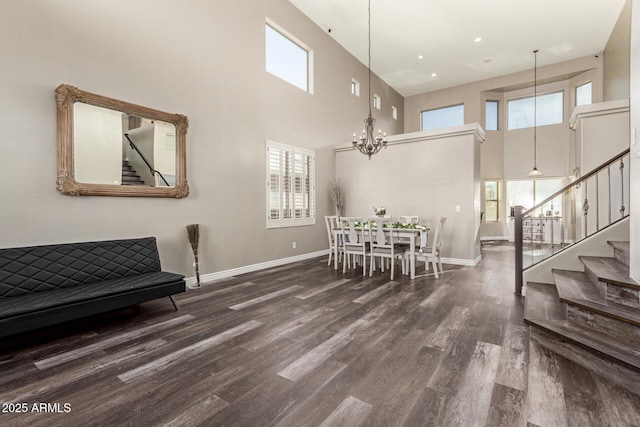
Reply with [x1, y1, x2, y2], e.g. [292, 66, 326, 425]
[55, 84, 189, 198]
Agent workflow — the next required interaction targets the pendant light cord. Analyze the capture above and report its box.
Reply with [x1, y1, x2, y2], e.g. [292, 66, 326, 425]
[533, 49, 538, 169]
[368, 0, 372, 116]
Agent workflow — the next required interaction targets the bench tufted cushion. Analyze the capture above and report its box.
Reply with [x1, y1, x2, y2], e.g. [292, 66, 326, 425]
[0, 237, 162, 298]
[0, 271, 184, 319]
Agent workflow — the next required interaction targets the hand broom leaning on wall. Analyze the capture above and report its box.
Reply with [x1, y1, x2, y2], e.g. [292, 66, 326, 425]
[186, 224, 201, 289]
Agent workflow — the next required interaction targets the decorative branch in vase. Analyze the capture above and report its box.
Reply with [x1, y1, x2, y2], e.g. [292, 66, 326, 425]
[186, 224, 201, 289]
[328, 179, 345, 216]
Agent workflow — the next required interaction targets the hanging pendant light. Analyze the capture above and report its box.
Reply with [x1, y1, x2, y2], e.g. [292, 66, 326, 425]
[352, 0, 387, 160]
[528, 49, 543, 177]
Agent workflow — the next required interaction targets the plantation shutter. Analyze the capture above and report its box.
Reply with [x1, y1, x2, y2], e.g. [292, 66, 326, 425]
[266, 141, 316, 228]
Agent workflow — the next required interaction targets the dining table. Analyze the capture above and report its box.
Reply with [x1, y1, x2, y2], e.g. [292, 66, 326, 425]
[333, 225, 429, 280]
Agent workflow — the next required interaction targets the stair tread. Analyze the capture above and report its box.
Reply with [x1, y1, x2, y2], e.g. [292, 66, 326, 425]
[524, 282, 565, 322]
[552, 269, 604, 303]
[528, 318, 640, 372]
[580, 256, 640, 289]
[608, 241, 630, 252]
[570, 297, 640, 327]
[552, 268, 640, 326]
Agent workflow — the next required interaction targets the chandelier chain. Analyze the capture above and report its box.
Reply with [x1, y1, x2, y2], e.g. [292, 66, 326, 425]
[352, 0, 387, 159]
[368, 0, 372, 116]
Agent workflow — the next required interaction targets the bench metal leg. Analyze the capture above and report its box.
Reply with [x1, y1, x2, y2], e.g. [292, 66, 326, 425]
[168, 295, 179, 311]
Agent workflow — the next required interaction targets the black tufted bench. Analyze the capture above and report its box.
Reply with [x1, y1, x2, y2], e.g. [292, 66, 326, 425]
[0, 237, 185, 338]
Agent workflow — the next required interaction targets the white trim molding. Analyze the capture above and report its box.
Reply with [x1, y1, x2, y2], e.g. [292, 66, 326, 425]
[334, 123, 486, 152]
[569, 98, 629, 129]
[442, 255, 482, 267]
[480, 236, 509, 241]
[185, 249, 329, 288]
[184, 250, 481, 287]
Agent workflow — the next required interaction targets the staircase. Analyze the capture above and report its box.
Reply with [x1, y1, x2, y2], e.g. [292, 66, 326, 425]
[121, 160, 145, 186]
[525, 240, 640, 394]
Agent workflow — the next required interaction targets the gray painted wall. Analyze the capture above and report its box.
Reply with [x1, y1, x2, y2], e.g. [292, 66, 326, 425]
[1, 1, 633, 280]
[604, 0, 632, 101]
[405, 56, 604, 240]
[334, 126, 483, 264]
[631, 0, 640, 282]
[0, 0, 403, 277]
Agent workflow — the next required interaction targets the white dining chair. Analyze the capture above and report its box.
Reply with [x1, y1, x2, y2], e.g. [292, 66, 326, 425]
[367, 217, 405, 280]
[406, 217, 446, 278]
[422, 217, 446, 278]
[324, 215, 342, 268]
[340, 216, 369, 276]
[398, 215, 420, 224]
[396, 215, 420, 247]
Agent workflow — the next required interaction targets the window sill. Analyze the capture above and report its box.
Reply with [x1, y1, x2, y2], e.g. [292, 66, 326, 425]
[267, 218, 316, 229]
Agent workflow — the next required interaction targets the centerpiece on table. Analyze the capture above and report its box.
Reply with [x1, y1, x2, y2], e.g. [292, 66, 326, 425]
[373, 206, 387, 217]
[392, 221, 429, 232]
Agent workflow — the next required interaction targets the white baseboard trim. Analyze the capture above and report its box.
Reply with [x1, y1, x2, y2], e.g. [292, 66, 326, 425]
[185, 249, 330, 288]
[417, 255, 482, 267]
[480, 236, 509, 241]
[185, 249, 480, 287]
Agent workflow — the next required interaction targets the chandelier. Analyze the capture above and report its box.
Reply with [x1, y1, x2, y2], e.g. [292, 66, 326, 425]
[528, 49, 543, 177]
[352, 0, 387, 159]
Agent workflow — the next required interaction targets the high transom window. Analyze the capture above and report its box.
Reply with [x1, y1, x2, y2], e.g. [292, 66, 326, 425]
[421, 104, 464, 132]
[576, 82, 592, 106]
[508, 92, 563, 130]
[265, 22, 311, 92]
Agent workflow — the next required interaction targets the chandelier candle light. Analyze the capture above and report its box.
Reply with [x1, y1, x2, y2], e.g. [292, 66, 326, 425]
[352, 0, 387, 159]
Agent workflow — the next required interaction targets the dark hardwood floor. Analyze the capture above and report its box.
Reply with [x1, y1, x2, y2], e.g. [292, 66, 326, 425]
[1, 244, 639, 426]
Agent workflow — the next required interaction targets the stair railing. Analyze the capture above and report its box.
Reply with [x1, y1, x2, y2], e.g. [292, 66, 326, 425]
[514, 148, 630, 295]
[123, 133, 170, 186]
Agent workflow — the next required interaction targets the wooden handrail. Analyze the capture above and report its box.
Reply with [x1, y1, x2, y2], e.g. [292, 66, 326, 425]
[124, 133, 170, 187]
[523, 148, 630, 217]
[515, 147, 630, 295]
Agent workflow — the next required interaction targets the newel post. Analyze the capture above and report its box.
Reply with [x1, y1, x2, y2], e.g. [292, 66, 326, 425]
[514, 205, 524, 296]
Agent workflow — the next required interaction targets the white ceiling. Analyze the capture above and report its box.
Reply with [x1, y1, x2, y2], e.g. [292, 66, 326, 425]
[288, 0, 627, 97]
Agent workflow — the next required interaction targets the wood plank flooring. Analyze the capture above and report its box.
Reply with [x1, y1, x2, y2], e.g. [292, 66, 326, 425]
[1, 244, 639, 426]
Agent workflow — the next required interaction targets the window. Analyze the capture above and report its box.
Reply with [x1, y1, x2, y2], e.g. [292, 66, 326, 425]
[507, 91, 563, 130]
[265, 22, 311, 92]
[351, 79, 360, 96]
[576, 82, 592, 106]
[421, 104, 464, 132]
[267, 141, 315, 228]
[506, 178, 563, 217]
[392, 106, 398, 120]
[485, 100, 498, 131]
[373, 94, 381, 110]
[484, 180, 500, 222]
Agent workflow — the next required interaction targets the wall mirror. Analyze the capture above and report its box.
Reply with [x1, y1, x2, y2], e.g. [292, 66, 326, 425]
[56, 84, 189, 198]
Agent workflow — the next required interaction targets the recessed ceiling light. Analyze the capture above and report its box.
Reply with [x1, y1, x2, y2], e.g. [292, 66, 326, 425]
[431, 72, 437, 77]
[474, 37, 482, 43]
[418, 55, 424, 60]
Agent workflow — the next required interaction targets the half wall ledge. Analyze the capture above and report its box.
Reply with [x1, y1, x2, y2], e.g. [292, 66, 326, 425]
[333, 123, 486, 152]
